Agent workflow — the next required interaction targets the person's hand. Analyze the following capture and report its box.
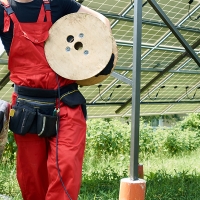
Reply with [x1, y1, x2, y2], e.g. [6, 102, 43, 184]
[95, 53, 115, 76]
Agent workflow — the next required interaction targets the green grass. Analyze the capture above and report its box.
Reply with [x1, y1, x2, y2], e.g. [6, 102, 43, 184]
[0, 162, 21, 199]
[1, 148, 200, 199]
[142, 148, 200, 175]
[1, 149, 200, 199]
[142, 149, 200, 200]
[78, 148, 200, 199]
[2, 116, 200, 199]
[145, 170, 200, 200]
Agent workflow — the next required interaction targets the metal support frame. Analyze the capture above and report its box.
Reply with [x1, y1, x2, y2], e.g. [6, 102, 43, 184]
[115, 67, 200, 74]
[0, 72, 10, 90]
[86, 101, 200, 106]
[0, 59, 8, 65]
[85, 1, 200, 108]
[103, 13, 200, 34]
[140, 40, 200, 93]
[0, 0, 199, 119]
[117, 40, 188, 52]
[111, 71, 132, 86]
[140, 101, 200, 105]
[115, 38, 200, 114]
[147, 0, 200, 66]
[115, 3, 200, 114]
[129, 0, 142, 181]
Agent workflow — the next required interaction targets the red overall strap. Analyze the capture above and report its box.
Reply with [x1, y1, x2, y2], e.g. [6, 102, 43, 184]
[3, 10, 9, 32]
[1, 0, 51, 32]
[37, 4, 46, 22]
[0, 0, 19, 31]
[0, 0, 13, 32]
[43, 0, 52, 23]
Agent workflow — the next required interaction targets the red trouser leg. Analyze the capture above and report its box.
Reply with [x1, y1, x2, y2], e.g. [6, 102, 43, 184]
[14, 134, 49, 200]
[14, 103, 86, 200]
[46, 104, 86, 200]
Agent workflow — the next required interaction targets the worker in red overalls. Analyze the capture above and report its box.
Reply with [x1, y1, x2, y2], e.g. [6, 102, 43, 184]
[0, 0, 112, 199]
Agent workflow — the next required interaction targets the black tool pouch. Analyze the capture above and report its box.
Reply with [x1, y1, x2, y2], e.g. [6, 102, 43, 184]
[9, 105, 36, 135]
[37, 112, 57, 138]
[9, 94, 57, 137]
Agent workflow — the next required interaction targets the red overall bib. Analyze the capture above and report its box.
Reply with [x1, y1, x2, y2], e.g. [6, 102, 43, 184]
[2, 1, 86, 199]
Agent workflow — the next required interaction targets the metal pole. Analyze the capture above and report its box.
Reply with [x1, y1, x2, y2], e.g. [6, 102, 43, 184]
[147, 0, 200, 67]
[129, 0, 142, 180]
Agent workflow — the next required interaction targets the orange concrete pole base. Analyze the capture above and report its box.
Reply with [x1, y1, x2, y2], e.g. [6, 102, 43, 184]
[119, 178, 146, 200]
[138, 164, 144, 179]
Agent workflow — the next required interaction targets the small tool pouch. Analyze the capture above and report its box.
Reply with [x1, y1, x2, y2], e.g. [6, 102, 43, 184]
[9, 94, 57, 137]
[9, 105, 36, 135]
[60, 84, 85, 107]
[37, 111, 57, 138]
[60, 83, 87, 119]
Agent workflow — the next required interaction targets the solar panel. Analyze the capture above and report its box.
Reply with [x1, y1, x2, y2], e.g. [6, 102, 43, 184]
[0, 0, 199, 118]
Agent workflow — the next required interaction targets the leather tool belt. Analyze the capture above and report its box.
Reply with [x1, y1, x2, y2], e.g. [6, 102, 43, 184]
[9, 83, 86, 137]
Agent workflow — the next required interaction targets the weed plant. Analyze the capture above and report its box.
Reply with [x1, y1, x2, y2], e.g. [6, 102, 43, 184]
[145, 170, 200, 200]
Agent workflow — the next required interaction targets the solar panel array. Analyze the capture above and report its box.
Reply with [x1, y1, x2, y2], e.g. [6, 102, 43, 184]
[0, 0, 199, 118]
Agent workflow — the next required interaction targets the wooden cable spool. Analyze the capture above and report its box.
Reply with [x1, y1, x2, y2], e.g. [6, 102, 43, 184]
[45, 13, 118, 86]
